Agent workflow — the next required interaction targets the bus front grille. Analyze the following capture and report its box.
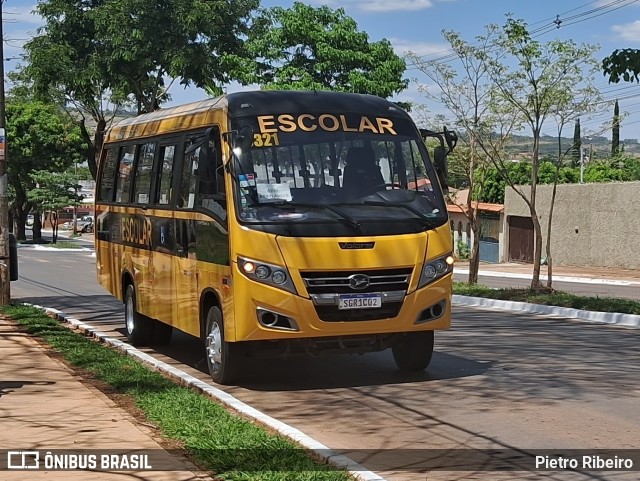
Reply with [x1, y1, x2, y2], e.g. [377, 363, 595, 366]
[301, 267, 412, 295]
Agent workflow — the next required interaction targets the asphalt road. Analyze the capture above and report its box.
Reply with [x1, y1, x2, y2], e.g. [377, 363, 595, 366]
[9, 245, 640, 480]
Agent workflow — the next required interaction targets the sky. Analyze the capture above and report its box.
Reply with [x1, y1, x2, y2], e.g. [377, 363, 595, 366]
[3, 0, 640, 140]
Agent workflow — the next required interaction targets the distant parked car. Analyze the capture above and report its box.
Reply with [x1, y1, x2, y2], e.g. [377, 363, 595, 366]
[61, 215, 94, 232]
[81, 221, 94, 233]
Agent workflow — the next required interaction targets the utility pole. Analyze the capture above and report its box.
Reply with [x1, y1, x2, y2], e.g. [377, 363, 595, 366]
[0, 0, 10, 305]
[580, 147, 585, 184]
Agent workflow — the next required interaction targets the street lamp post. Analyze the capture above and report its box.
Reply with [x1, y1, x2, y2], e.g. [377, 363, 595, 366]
[0, 0, 11, 305]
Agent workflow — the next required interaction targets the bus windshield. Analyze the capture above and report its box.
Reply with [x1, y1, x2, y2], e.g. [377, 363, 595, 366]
[230, 113, 447, 228]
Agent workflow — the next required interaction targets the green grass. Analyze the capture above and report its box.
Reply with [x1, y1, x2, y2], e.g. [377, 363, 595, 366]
[50, 240, 84, 249]
[0, 304, 352, 481]
[453, 282, 640, 315]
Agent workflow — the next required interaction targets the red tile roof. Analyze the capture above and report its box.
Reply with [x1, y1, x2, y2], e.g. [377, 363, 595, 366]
[447, 202, 504, 214]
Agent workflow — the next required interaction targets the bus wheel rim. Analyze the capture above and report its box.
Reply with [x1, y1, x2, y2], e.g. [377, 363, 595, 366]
[206, 322, 222, 371]
[125, 296, 134, 333]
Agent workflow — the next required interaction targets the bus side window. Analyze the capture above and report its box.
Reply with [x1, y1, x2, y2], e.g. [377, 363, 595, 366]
[115, 145, 136, 203]
[179, 143, 199, 209]
[156, 145, 176, 205]
[132, 142, 156, 205]
[98, 148, 119, 202]
[198, 139, 227, 220]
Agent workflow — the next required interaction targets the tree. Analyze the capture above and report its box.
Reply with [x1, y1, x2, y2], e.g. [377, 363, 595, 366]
[612, 100, 620, 155]
[24, 0, 260, 179]
[6, 97, 86, 241]
[478, 17, 600, 289]
[602, 48, 640, 83]
[572, 118, 581, 167]
[242, 2, 407, 98]
[28, 171, 82, 244]
[407, 27, 500, 284]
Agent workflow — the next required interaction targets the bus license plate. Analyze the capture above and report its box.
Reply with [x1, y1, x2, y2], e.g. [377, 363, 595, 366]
[338, 294, 382, 310]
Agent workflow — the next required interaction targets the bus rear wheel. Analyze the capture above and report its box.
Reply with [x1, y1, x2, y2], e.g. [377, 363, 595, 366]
[205, 306, 242, 385]
[392, 330, 435, 371]
[124, 284, 153, 346]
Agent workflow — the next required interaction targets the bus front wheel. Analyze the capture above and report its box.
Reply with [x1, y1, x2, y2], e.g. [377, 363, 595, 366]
[392, 330, 435, 371]
[205, 306, 242, 385]
[124, 284, 153, 346]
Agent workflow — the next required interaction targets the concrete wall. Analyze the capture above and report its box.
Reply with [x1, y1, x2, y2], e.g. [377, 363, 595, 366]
[502, 182, 640, 269]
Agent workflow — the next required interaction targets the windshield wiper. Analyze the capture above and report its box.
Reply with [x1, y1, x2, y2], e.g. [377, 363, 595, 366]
[355, 200, 436, 227]
[265, 201, 360, 229]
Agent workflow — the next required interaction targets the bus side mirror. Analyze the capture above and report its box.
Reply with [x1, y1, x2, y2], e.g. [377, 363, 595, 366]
[434, 146, 449, 194]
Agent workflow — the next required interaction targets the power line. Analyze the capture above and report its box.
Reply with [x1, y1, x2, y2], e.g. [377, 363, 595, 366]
[405, 0, 640, 69]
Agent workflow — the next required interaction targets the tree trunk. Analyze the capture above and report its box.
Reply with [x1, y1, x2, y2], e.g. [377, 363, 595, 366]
[546, 159, 561, 289]
[32, 212, 43, 241]
[468, 210, 480, 284]
[530, 209, 543, 289]
[11, 207, 28, 241]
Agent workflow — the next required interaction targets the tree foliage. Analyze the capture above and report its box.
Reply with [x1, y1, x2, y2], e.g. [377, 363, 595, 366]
[407, 27, 500, 284]
[28, 171, 82, 244]
[6, 97, 86, 241]
[571, 118, 581, 166]
[477, 157, 640, 204]
[479, 17, 601, 289]
[602, 48, 640, 83]
[24, 0, 260, 178]
[612, 100, 620, 156]
[242, 2, 407, 98]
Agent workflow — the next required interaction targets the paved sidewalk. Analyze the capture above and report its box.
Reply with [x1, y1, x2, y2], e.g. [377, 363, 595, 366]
[0, 317, 212, 480]
[454, 261, 640, 285]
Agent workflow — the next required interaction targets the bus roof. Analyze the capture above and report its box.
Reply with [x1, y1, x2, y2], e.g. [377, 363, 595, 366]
[226, 90, 410, 119]
[105, 90, 410, 143]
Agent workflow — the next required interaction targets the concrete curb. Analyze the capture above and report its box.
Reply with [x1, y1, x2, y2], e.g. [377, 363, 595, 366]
[29, 304, 386, 481]
[453, 295, 640, 328]
[453, 268, 640, 286]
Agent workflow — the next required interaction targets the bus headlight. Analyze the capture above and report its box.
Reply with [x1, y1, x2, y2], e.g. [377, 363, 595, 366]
[237, 256, 297, 294]
[419, 254, 454, 288]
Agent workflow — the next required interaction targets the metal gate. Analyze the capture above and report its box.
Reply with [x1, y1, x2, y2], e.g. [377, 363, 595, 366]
[508, 215, 534, 263]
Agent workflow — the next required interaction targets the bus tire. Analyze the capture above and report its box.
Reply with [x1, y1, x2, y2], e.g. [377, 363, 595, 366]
[151, 320, 173, 346]
[392, 330, 435, 371]
[204, 306, 242, 385]
[124, 284, 153, 346]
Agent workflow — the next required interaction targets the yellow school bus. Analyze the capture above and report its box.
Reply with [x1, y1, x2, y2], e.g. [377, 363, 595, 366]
[95, 90, 456, 384]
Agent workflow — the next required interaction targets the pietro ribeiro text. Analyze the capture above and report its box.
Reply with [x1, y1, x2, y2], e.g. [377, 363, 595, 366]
[536, 455, 634, 470]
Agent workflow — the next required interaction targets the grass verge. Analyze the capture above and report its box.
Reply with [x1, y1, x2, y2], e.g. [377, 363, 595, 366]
[453, 282, 640, 315]
[0, 304, 352, 481]
[49, 240, 84, 248]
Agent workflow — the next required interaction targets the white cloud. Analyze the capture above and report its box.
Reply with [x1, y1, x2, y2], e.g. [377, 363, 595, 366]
[390, 38, 451, 57]
[359, 0, 433, 12]
[611, 20, 640, 42]
[307, 0, 435, 13]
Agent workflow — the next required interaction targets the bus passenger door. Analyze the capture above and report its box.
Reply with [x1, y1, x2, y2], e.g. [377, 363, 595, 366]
[174, 218, 199, 336]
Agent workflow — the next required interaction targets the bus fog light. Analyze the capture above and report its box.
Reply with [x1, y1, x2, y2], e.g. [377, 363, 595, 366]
[272, 270, 287, 285]
[255, 265, 270, 279]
